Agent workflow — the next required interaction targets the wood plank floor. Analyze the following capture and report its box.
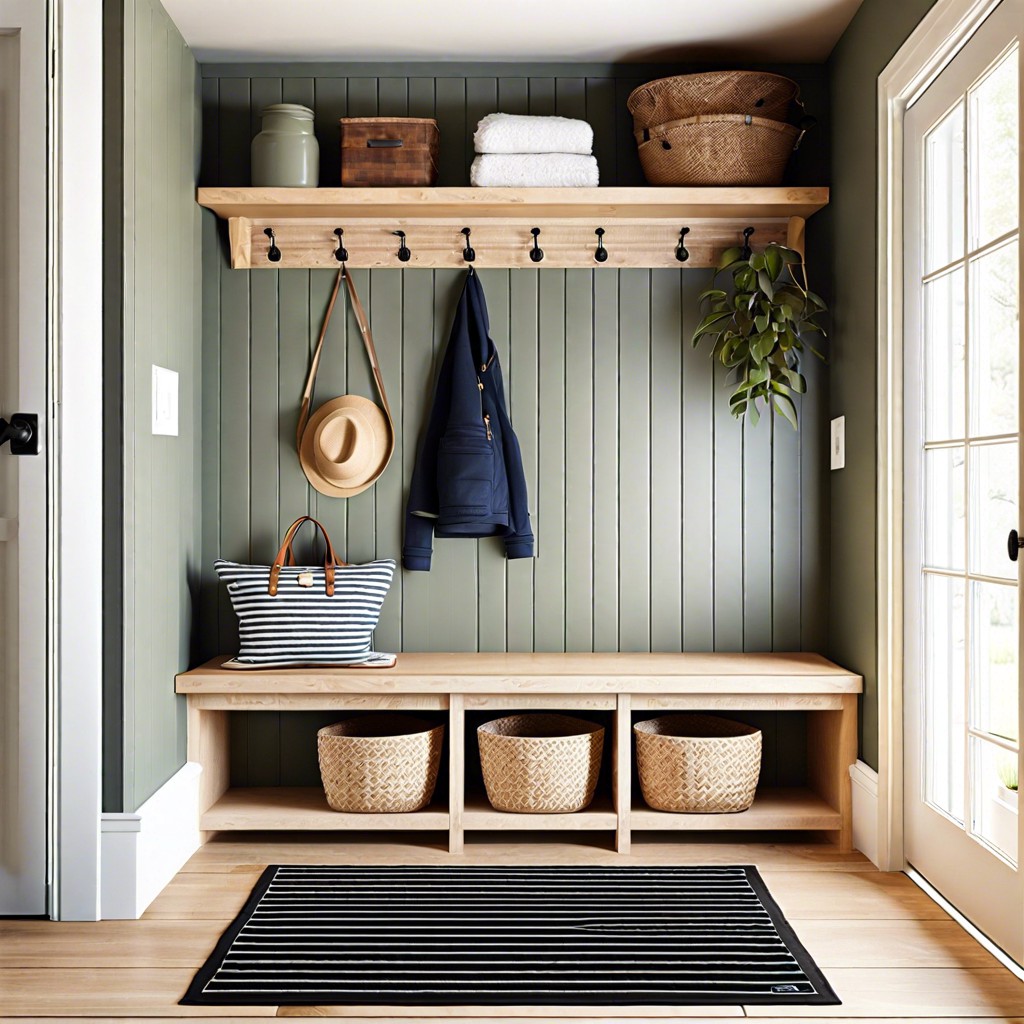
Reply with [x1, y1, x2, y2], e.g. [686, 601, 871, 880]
[2, 831, 1024, 1021]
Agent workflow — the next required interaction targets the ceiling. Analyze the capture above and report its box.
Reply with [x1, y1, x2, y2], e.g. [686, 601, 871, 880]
[160, 0, 865, 64]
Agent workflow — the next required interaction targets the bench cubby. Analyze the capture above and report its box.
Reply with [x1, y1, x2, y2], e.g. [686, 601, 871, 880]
[176, 652, 862, 855]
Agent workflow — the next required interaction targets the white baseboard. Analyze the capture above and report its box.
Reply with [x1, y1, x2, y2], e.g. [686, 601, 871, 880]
[100, 761, 201, 919]
[850, 759, 880, 867]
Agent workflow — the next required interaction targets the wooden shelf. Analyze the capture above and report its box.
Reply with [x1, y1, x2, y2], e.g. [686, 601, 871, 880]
[463, 792, 617, 831]
[200, 786, 450, 831]
[197, 185, 828, 270]
[630, 787, 842, 832]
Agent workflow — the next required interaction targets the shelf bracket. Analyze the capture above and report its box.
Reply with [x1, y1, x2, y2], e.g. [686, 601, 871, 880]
[786, 216, 807, 260]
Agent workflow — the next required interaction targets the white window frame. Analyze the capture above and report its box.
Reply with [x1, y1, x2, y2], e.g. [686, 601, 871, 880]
[877, 0, 1008, 872]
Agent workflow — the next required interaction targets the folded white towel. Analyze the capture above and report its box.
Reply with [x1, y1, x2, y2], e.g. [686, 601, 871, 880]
[474, 112, 594, 155]
[470, 154, 599, 188]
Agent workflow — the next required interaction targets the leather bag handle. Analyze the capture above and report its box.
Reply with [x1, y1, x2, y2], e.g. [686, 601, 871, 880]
[268, 516, 346, 597]
[296, 267, 394, 453]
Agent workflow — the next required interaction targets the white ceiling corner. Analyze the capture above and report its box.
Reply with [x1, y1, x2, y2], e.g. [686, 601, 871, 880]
[159, 0, 866, 64]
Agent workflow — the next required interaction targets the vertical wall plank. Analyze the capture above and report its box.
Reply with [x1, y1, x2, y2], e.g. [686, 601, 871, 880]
[592, 271, 619, 651]
[465, 78, 497, 181]
[534, 271, 566, 652]
[614, 77, 647, 187]
[506, 270, 539, 650]
[773, 399, 802, 650]
[681, 272, 715, 648]
[497, 77, 528, 115]
[586, 78, 617, 185]
[476, 268, 509, 651]
[377, 77, 408, 116]
[617, 269, 652, 650]
[313, 78, 347, 186]
[801, 351, 828, 650]
[713, 363, 744, 651]
[407, 78, 435, 119]
[528, 77, 556, 116]
[649, 269, 682, 651]
[554, 77, 587, 121]
[743, 412, 774, 650]
[435, 79, 467, 186]
[564, 269, 594, 652]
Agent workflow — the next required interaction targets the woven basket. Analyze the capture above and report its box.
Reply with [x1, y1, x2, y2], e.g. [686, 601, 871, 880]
[635, 114, 802, 187]
[478, 714, 604, 813]
[634, 714, 761, 813]
[627, 71, 800, 131]
[317, 714, 444, 813]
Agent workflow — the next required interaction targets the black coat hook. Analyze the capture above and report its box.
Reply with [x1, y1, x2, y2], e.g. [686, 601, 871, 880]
[392, 230, 411, 262]
[675, 226, 690, 263]
[333, 228, 349, 262]
[461, 227, 476, 263]
[741, 226, 755, 261]
[529, 227, 544, 263]
[264, 227, 281, 263]
[594, 227, 608, 263]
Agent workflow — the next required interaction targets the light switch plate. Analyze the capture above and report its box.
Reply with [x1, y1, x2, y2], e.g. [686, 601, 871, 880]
[152, 365, 179, 436]
[830, 415, 846, 470]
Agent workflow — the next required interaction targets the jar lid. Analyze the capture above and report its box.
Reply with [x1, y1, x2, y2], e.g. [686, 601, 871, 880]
[261, 103, 315, 120]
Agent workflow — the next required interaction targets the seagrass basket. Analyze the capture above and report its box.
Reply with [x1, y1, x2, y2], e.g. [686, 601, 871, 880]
[634, 714, 761, 813]
[317, 714, 444, 813]
[478, 713, 604, 813]
[627, 71, 800, 130]
[635, 114, 803, 186]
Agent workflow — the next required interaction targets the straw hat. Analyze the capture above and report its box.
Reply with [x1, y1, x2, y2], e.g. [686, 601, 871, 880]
[299, 395, 394, 498]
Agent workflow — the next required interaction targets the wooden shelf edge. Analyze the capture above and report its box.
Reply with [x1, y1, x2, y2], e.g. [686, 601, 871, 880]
[630, 787, 842, 831]
[462, 793, 617, 831]
[200, 787, 450, 831]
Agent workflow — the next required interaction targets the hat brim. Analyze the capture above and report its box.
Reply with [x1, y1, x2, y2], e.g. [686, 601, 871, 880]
[299, 395, 394, 498]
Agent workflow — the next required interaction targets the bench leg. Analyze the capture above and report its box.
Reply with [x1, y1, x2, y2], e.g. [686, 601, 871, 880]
[449, 694, 465, 855]
[807, 693, 858, 853]
[614, 694, 631, 854]
[186, 700, 230, 846]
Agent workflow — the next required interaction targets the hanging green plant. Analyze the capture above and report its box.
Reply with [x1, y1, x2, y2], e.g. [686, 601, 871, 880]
[691, 243, 827, 429]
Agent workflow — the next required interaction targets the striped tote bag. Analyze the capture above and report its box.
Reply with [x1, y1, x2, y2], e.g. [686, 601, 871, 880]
[215, 516, 396, 668]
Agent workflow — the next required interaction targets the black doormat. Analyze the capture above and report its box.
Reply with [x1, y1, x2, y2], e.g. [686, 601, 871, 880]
[181, 864, 839, 1007]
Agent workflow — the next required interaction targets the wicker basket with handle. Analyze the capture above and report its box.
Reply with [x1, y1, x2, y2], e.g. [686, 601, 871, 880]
[634, 714, 761, 813]
[627, 71, 800, 131]
[634, 114, 804, 186]
[478, 713, 604, 814]
[317, 714, 444, 813]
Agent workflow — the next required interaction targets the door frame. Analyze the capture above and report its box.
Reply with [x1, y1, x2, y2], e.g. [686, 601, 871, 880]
[877, 0, 1012, 874]
[50, 0, 104, 919]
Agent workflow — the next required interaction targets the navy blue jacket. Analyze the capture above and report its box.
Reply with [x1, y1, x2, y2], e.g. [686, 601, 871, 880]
[403, 270, 534, 571]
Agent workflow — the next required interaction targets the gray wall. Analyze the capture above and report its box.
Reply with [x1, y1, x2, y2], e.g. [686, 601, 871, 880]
[826, 0, 939, 769]
[108, 0, 202, 811]
[198, 64, 832, 786]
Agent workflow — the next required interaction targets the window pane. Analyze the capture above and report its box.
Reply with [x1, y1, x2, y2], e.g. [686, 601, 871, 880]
[971, 737, 1018, 864]
[969, 441, 1018, 579]
[925, 573, 967, 822]
[969, 241, 1019, 437]
[924, 267, 966, 440]
[971, 580, 1019, 744]
[926, 446, 966, 571]
[926, 101, 966, 272]
[969, 49, 1019, 249]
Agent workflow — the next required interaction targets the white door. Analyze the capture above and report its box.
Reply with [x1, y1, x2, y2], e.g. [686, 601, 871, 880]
[0, 0, 50, 915]
[904, 0, 1024, 962]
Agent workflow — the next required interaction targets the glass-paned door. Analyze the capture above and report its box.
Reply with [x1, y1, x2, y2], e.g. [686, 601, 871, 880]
[904, 0, 1023, 962]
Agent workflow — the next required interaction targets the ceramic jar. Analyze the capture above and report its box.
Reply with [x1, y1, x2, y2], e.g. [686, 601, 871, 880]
[251, 103, 319, 187]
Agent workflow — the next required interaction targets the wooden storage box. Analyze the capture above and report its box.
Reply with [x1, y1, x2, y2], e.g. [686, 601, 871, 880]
[339, 117, 440, 186]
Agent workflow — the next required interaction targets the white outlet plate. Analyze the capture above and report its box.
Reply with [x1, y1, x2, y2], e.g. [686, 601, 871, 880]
[830, 415, 846, 471]
[152, 365, 179, 437]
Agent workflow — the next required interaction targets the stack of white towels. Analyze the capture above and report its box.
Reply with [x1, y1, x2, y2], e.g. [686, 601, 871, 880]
[470, 113, 599, 187]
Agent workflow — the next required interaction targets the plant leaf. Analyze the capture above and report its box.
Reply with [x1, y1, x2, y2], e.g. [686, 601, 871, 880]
[717, 246, 743, 271]
[773, 392, 799, 429]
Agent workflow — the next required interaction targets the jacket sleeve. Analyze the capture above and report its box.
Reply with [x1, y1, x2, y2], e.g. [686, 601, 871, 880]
[497, 406, 534, 559]
[402, 344, 455, 572]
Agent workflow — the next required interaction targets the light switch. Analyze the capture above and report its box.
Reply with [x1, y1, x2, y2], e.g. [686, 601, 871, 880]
[830, 415, 845, 471]
[152, 365, 179, 436]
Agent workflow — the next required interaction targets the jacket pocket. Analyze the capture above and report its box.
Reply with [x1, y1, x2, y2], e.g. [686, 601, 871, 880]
[437, 430, 494, 520]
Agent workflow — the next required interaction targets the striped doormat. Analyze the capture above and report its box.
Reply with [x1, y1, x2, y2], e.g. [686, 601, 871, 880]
[181, 864, 839, 1007]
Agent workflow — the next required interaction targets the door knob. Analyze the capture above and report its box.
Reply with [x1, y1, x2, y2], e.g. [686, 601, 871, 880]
[0, 413, 38, 455]
[1009, 529, 1024, 562]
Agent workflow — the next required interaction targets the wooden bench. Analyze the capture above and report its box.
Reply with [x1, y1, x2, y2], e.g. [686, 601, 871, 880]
[176, 652, 862, 855]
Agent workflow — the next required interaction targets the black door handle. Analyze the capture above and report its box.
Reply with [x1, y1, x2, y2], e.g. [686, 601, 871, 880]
[0, 413, 38, 455]
[1009, 529, 1024, 562]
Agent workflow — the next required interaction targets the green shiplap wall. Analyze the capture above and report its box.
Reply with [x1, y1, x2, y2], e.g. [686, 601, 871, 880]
[826, 0, 939, 770]
[115, 0, 202, 811]
[198, 63, 832, 786]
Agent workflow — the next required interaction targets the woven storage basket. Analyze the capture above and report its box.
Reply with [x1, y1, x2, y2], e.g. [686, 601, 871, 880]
[634, 714, 761, 813]
[635, 114, 802, 186]
[627, 71, 800, 131]
[478, 713, 604, 814]
[317, 714, 444, 813]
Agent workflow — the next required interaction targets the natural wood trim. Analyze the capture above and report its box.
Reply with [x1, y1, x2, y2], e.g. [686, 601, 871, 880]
[630, 787, 843, 831]
[449, 694, 465, 854]
[188, 693, 449, 711]
[614, 694, 631, 853]
[462, 792, 617, 831]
